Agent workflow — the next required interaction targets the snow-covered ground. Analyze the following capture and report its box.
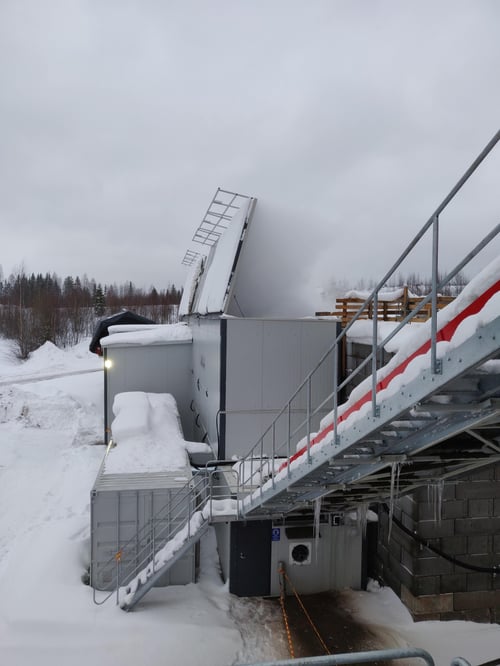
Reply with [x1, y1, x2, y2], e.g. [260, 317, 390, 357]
[0, 336, 499, 665]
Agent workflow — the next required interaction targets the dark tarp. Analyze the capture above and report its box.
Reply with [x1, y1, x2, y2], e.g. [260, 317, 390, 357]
[89, 311, 156, 355]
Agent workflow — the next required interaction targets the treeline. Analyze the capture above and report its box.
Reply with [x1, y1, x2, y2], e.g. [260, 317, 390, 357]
[0, 270, 182, 358]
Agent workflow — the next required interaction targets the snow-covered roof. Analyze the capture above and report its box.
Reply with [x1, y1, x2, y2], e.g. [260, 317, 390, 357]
[101, 322, 192, 348]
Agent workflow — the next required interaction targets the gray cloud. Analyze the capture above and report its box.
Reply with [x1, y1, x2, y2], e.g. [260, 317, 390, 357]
[0, 0, 499, 305]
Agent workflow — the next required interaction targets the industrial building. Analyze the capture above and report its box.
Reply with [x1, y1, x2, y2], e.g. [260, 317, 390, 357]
[90, 133, 500, 619]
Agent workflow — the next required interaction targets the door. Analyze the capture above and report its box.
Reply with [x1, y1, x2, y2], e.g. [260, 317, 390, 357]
[229, 521, 272, 596]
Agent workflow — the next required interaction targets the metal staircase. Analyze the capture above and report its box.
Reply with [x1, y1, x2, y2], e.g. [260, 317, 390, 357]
[92, 470, 238, 611]
[237, 130, 500, 517]
[96, 130, 500, 611]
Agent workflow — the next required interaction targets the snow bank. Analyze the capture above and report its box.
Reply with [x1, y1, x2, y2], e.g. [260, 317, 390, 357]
[0, 338, 102, 380]
[345, 582, 500, 666]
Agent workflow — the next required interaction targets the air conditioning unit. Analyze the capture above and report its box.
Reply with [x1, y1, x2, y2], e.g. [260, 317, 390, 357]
[289, 541, 312, 566]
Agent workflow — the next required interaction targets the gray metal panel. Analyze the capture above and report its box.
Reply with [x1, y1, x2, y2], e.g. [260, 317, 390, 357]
[214, 522, 231, 583]
[91, 482, 195, 591]
[269, 520, 362, 596]
[189, 317, 222, 451]
[224, 318, 339, 458]
[104, 341, 193, 441]
[328, 523, 364, 591]
[261, 321, 301, 409]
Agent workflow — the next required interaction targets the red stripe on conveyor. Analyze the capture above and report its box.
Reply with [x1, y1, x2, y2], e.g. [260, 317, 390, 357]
[279, 280, 500, 472]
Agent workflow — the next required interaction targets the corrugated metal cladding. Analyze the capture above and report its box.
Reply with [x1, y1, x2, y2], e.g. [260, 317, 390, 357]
[90, 469, 196, 591]
[103, 340, 193, 443]
[189, 317, 340, 459]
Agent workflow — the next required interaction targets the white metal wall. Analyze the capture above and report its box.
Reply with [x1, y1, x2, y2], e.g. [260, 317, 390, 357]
[223, 318, 339, 458]
[103, 341, 193, 441]
[269, 519, 363, 596]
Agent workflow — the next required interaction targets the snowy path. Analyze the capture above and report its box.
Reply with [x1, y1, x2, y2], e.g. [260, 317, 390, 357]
[0, 367, 102, 387]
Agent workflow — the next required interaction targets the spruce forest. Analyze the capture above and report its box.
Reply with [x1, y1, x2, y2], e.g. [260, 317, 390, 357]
[0, 269, 182, 359]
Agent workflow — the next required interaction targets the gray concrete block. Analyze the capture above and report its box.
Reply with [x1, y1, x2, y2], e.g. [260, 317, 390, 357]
[467, 535, 491, 555]
[440, 573, 467, 593]
[440, 535, 467, 556]
[412, 576, 440, 596]
[442, 500, 467, 520]
[455, 517, 500, 535]
[456, 482, 498, 500]
[414, 556, 454, 576]
[466, 572, 494, 592]
[454, 590, 500, 610]
[418, 519, 455, 538]
[468, 498, 494, 517]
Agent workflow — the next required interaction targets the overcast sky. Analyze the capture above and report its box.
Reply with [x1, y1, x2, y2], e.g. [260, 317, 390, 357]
[1, 0, 499, 308]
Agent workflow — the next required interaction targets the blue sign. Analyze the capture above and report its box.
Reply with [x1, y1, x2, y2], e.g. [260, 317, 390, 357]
[271, 527, 281, 542]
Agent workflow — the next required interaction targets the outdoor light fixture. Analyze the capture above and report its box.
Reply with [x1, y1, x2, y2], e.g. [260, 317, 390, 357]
[104, 359, 113, 369]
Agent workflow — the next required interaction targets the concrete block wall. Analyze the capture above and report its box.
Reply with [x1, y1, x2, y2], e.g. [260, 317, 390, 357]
[376, 463, 500, 622]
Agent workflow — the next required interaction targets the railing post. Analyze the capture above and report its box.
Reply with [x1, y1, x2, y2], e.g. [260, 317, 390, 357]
[372, 291, 380, 416]
[272, 422, 276, 490]
[431, 214, 442, 374]
[332, 344, 338, 446]
[115, 555, 121, 605]
[403, 284, 409, 319]
[260, 435, 264, 502]
[250, 450, 254, 498]
[306, 377, 312, 464]
[151, 517, 156, 573]
[287, 403, 292, 479]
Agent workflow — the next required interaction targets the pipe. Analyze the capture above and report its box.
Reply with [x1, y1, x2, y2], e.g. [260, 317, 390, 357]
[238, 647, 435, 666]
